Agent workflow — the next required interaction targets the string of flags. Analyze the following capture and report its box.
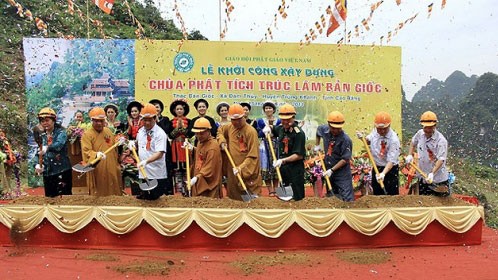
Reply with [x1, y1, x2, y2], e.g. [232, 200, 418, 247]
[220, 0, 235, 39]
[173, 0, 189, 40]
[257, 0, 289, 46]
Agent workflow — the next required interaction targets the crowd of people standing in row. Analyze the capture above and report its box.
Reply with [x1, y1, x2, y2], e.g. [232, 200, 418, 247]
[33, 98, 450, 202]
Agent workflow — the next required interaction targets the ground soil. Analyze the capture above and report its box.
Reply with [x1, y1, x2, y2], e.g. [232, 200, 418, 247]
[9, 194, 471, 208]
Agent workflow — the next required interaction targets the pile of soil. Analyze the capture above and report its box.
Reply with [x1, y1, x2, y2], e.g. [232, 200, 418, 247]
[9, 194, 472, 209]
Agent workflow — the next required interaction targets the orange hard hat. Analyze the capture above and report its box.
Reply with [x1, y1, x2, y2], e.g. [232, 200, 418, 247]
[140, 103, 157, 118]
[191, 117, 212, 132]
[420, 111, 437, 127]
[327, 111, 345, 128]
[374, 111, 391, 128]
[37, 107, 56, 119]
[88, 107, 106, 120]
[228, 104, 244, 119]
[278, 103, 296, 119]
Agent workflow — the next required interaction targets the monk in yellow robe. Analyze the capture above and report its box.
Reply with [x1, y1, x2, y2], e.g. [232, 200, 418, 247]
[81, 107, 123, 196]
[188, 117, 222, 198]
[217, 104, 262, 200]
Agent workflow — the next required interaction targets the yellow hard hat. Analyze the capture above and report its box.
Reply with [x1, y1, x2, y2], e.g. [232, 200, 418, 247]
[228, 104, 244, 119]
[420, 111, 437, 127]
[191, 117, 212, 132]
[327, 111, 345, 128]
[374, 111, 391, 128]
[89, 107, 106, 120]
[278, 103, 296, 119]
[140, 103, 157, 118]
[37, 107, 56, 119]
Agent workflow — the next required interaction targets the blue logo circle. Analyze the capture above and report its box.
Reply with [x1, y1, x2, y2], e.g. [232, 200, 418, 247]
[174, 52, 194, 73]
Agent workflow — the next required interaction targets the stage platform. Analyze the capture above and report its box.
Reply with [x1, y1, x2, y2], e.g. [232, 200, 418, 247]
[0, 202, 484, 250]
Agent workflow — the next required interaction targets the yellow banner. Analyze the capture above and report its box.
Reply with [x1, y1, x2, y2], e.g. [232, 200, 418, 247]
[135, 40, 401, 147]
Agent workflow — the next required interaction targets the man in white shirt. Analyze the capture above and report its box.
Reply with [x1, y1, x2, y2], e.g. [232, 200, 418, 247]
[357, 112, 401, 195]
[130, 103, 168, 200]
[405, 111, 449, 196]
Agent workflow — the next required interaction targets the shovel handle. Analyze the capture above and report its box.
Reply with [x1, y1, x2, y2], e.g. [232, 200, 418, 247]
[87, 141, 122, 166]
[224, 148, 248, 191]
[360, 136, 386, 191]
[185, 143, 191, 193]
[130, 145, 149, 179]
[265, 133, 284, 182]
[318, 152, 332, 192]
[409, 162, 429, 179]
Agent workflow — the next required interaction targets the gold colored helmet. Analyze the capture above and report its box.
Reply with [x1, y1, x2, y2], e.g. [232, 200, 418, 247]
[140, 103, 157, 118]
[37, 107, 56, 119]
[374, 111, 391, 128]
[278, 103, 296, 119]
[420, 111, 437, 127]
[327, 111, 345, 128]
[191, 117, 212, 132]
[228, 104, 244, 119]
[89, 107, 106, 120]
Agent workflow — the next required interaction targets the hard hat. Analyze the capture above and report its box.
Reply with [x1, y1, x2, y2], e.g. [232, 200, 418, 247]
[140, 103, 157, 118]
[374, 111, 391, 128]
[278, 103, 296, 119]
[420, 111, 438, 127]
[37, 107, 56, 119]
[191, 117, 212, 132]
[88, 107, 106, 120]
[327, 111, 345, 128]
[228, 104, 244, 119]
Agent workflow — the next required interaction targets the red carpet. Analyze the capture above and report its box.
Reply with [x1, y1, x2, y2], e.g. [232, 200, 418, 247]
[1, 226, 497, 279]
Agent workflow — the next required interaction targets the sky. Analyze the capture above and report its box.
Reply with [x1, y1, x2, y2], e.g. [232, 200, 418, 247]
[151, 0, 498, 101]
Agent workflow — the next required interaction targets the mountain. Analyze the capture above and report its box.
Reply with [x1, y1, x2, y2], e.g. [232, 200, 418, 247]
[403, 70, 478, 138]
[412, 71, 478, 104]
[447, 73, 498, 166]
[403, 71, 497, 167]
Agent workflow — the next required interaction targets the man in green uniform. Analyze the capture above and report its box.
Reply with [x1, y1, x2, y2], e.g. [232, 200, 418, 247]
[266, 103, 306, 201]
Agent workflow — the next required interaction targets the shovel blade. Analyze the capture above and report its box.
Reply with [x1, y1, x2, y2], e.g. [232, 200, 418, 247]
[72, 163, 95, 173]
[428, 184, 449, 194]
[275, 186, 293, 201]
[241, 190, 257, 202]
[139, 179, 159, 191]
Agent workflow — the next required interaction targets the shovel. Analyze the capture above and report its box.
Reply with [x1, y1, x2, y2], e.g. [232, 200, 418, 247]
[185, 143, 192, 197]
[409, 162, 449, 193]
[72, 141, 121, 174]
[130, 145, 158, 191]
[360, 135, 387, 195]
[317, 152, 335, 197]
[266, 133, 293, 201]
[224, 148, 257, 202]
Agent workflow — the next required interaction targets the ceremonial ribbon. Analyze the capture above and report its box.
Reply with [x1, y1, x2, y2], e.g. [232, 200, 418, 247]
[380, 140, 386, 158]
[327, 141, 335, 156]
[238, 134, 247, 152]
[282, 137, 289, 154]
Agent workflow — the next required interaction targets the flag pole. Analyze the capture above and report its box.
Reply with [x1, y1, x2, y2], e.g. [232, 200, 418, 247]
[86, 0, 90, 39]
[219, 0, 222, 40]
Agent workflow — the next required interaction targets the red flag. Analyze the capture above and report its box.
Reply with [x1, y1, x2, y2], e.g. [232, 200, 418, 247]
[326, 0, 347, 36]
[94, 0, 114, 15]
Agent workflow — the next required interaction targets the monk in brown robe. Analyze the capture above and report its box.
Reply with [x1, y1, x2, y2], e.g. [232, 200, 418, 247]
[81, 107, 123, 196]
[217, 104, 262, 200]
[188, 117, 222, 197]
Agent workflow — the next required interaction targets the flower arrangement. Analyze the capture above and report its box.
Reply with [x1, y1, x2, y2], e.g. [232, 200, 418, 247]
[351, 154, 373, 195]
[66, 126, 85, 144]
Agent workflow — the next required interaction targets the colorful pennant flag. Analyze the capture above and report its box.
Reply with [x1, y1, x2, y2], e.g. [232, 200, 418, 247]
[427, 3, 433, 18]
[94, 0, 114, 15]
[326, 0, 347, 36]
[361, 18, 370, 31]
